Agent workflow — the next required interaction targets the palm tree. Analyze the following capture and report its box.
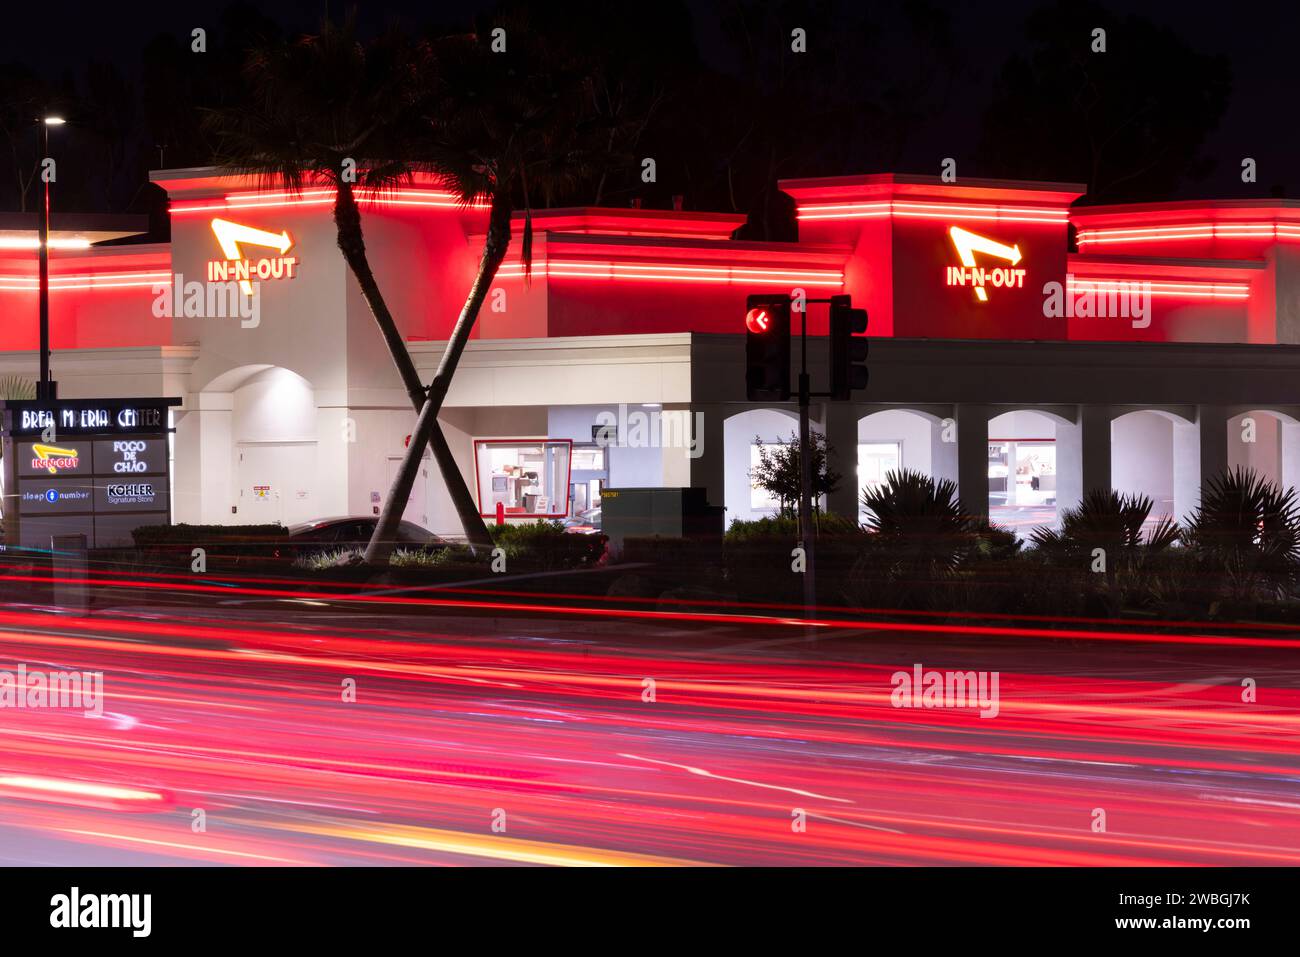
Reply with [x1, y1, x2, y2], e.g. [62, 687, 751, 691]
[205, 17, 493, 553]
[0, 374, 35, 459]
[364, 17, 597, 564]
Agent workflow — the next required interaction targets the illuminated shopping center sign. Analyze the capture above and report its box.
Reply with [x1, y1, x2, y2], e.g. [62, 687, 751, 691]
[2, 397, 178, 550]
[945, 225, 1026, 302]
[207, 218, 299, 294]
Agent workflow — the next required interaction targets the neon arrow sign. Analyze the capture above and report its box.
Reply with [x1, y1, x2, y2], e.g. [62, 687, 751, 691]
[30, 443, 80, 474]
[946, 225, 1025, 302]
[208, 218, 298, 294]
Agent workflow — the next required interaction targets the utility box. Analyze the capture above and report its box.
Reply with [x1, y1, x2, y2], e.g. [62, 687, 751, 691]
[600, 487, 724, 557]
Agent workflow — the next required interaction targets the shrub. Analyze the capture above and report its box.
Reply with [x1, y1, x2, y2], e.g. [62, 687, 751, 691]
[489, 520, 606, 570]
[722, 512, 863, 603]
[130, 523, 289, 566]
[724, 511, 859, 546]
[622, 536, 695, 565]
[390, 546, 462, 568]
[131, 523, 287, 547]
[748, 431, 841, 518]
[294, 547, 363, 570]
[1027, 489, 1179, 616]
[1182, 467, 1300, 604]
[851, 470, 983, 608]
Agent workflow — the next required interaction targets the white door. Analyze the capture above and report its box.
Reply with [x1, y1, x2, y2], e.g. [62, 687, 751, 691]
[237, 443, 318, 526]
[385, 455, 429, 528]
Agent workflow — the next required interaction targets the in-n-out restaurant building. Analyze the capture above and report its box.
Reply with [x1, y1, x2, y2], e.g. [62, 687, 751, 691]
[4, 167, 1300, 541]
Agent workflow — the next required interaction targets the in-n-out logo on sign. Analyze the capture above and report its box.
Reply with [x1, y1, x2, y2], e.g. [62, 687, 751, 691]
[207, 218, 298, 293]
[29, 443, 79, 474]
[891, 663, 1000, 718]
[945, 225, 1026, 302]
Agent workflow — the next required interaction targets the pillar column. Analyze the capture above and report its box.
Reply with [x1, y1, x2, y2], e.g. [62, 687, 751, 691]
[930, 411, 959, 485]
[956, 404, 992, 522]
[1080, 404, 1113, 499]
[1182, 403, 1228, 521]
[823, 401, 860, 520]
[689, 402, 726, 513]
[1282, 420, 1300, 494]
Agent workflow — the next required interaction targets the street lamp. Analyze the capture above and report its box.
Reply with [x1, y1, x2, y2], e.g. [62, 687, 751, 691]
[37, 115, 65, 401]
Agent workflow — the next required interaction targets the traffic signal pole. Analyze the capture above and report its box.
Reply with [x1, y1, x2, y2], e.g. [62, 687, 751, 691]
[745, 292, 866, 624]
[797, 308, 816, 619]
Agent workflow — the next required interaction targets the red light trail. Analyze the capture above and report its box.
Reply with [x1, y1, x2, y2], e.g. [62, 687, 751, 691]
[0, 569, 1297, 866]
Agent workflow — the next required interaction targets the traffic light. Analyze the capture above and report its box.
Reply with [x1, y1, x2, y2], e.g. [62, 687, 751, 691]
[745, 295, 791, 401]
[829, 294, 868, 400]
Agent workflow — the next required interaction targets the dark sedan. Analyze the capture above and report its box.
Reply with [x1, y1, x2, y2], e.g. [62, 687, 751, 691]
[286, 517, 445, 557]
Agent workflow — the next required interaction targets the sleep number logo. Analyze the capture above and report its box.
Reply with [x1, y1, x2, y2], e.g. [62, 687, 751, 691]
[23, 488, 90, 505]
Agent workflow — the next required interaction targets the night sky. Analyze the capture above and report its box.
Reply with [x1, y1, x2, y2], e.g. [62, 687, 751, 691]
[4, 0, 1299, 200]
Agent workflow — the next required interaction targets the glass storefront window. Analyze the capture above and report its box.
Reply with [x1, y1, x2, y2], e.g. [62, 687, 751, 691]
[857, 442, 901, 524]
[474, 439, 572, 518]
[750, 443, 781, 510]
[570, 447, 606, 472]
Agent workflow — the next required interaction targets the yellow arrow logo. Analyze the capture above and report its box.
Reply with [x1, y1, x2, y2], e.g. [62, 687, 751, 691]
[949, 226, 1022, 302]
[211, 219, 295, 294]
[31, 444, 80, 473]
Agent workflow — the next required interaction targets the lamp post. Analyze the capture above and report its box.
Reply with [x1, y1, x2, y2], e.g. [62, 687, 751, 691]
[37, 115, 65, 401]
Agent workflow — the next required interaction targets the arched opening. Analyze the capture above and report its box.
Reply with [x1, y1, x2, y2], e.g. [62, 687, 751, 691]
[856, 409, 954, 525]
[987, 409, 1066, 534]
[1111, 409, 1195, 525]
[723, 408, 803, 525]
[1228, 409, 1300, 494]
[180, 364, 320, 527]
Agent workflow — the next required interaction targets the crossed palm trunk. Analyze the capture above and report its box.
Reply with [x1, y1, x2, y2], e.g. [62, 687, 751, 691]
[331, 183, 496, 558]
[362, 194, 514, 565]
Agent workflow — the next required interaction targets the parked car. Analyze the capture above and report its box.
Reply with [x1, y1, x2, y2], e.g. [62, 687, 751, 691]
[563, 505, 602, 534]
[284, 517, 446, 557]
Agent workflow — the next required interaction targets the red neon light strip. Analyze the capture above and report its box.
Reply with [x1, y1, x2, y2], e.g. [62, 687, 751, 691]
[1066, 278, 1250, 300]
[496, 260, 844, 286]
[797, 200, 1069, 224]
[0, 271, 172, 292]
[171, 187, 487, 215]
[1076, 222, 1300, 245]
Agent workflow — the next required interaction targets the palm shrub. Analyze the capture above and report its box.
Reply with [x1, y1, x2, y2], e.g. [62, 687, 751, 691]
[1029, 489, 1179, 616]
[854, 469, 981, 608]
[1182, 468, 1300, 606]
